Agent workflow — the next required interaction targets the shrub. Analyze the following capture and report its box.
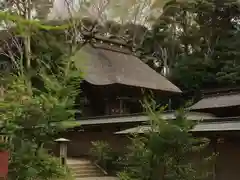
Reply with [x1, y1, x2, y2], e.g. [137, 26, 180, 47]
[90, 141, 112, 169]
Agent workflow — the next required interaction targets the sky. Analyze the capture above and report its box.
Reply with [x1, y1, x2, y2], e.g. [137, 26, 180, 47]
[47, 0, 164, 26]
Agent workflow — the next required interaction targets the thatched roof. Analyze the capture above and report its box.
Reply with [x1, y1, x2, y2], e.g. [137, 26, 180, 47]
[74, 42, 181, 93]
[0, 24, 181, 93]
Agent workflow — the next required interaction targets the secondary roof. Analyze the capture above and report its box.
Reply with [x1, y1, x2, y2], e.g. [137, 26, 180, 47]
[189, 93, 240, 110]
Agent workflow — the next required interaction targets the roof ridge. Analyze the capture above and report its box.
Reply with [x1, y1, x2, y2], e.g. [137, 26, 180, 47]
[202, 87, 240, 95]
[82, 31, 132, 48]
[89, 41, 133, 55]
[204, 91, 240, 98]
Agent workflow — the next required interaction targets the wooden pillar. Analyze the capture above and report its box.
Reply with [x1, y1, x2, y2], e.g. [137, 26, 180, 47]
[212, 136, 224, 180]
[212, 137, 217, 180]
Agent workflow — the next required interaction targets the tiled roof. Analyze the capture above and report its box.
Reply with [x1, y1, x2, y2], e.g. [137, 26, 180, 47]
[79, 112, 216, 125]
[115, 117, 240, 134]
[189, 93, 240, 110]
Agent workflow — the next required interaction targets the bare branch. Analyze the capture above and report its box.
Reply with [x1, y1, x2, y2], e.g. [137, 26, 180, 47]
[0, 23, 24, 73]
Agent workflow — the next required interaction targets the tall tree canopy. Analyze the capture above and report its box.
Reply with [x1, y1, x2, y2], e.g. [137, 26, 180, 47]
[144, 0, 240, 91]
[2, 0, 240, 91]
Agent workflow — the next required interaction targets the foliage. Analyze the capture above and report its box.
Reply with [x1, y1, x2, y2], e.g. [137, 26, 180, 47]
[0, 69, 80, 179]
[143, 0, 240, 90]
[90, 141, 113, 170]
[90, 140, 125, 174]
[118, 99, 214, 180]
[2, 0, 240, 93]
[9, 146, 73, 180]
[0, 2, 82, 179]
[2, 0, 240, 177]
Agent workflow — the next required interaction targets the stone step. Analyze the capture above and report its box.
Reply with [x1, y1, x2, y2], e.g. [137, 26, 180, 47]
[73, 172, 104, 178]
[67, 158, 105, 178]
[70, 165, 98, 170]
[72, 170, 104, 177]
[69, 165, 101, 171]
[67, 158, 91, 164]
[68, 163, 93, 167]
[70, 167, 102, 173]
[68, 161, 92, 165]
[71, 168, 103, 176]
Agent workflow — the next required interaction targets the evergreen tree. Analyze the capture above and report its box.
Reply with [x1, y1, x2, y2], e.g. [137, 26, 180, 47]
[144, 0, 240, 91]
[0, 2, 81, 179]
[118, 99, 214, 180]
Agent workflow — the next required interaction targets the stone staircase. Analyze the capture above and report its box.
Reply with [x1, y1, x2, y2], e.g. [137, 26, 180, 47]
[67, 158, 106, 178]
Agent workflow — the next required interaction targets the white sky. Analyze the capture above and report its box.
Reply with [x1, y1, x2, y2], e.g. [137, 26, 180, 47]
[47, 0, 163, 26]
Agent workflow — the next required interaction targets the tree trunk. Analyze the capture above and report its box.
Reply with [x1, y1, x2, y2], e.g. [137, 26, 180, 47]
[24, 0, 31, 71]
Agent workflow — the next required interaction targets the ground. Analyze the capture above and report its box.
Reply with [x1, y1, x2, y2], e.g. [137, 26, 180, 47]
[76, 177, 118, 180]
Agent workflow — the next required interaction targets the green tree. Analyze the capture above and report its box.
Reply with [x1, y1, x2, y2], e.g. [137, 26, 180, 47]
[171, 0, 240, 90]
[0, 2, 81, 179]
[0, 66, 80, 180]
[142, 0, 240, 91]
[118, 100, 213, 180]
